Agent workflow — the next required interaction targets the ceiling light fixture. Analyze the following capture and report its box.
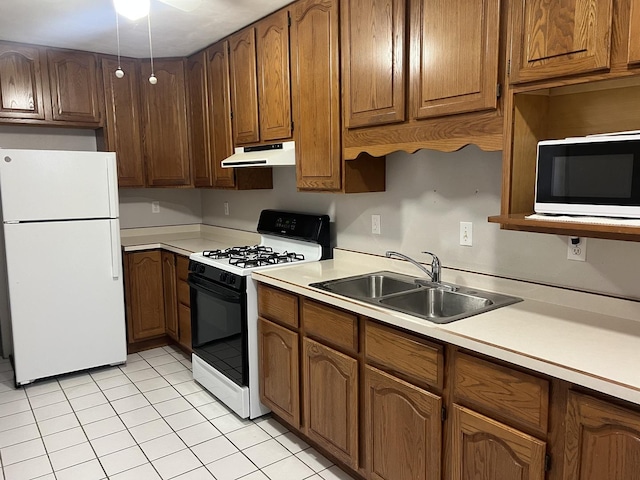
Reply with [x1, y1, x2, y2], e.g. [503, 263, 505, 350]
[113, 0, 150, 21]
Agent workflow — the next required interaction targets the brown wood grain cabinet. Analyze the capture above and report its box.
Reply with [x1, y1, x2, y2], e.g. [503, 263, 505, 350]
[256, 9, 293, 141]
[46, 49, 102, 124]
[629, 0, 640, 65]
[365, 365, 442, 480]
[125, 251, 166, 343]
[257, 283, 640, 480]
[188, 43, 273, 190]
[302, 337, 359, 470]
[509, 0, 614, 84]
[162, 251, 178, 342]
[99, 56, 145, 188]
[563, 391, 640, 480]
[229, 27, 260, 145]
[140, 58, 191, 187]
[450, 405, 546, 480]
[176, 255, 192, 351]
[0, 43, 47, 121]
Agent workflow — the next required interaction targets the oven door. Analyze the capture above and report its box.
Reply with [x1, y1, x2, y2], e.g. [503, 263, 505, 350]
[188, 272, 248, 387]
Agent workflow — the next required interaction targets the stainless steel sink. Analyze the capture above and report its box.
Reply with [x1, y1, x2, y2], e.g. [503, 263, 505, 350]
[309, 271, 522, 324]
[310, 272, 420, 299]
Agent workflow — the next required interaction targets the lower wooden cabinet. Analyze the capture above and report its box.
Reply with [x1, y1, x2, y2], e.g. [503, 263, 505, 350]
[175, 255, 192, 352]
[302, 337, 359, 470]
[365, 366, 442, 480]
[162, 251, 178, 341]
[256, 282, 640, 480]
[450, 405, 546, 480]
[258, 317, 300, 427]
[125, 250, 166, 343]
[563, 391, 640, 480]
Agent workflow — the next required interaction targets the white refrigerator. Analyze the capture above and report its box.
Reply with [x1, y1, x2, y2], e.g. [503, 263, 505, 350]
[0, 149, 126, 386]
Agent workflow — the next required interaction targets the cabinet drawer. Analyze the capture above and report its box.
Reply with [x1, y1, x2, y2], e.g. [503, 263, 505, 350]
[302, 299, 358, 354]
[258, 284, 299, 328]
[454, 352, 549, 434]
[176, 255, 190, 281]
[365, 320, 443, 389]
[177, 279, 190, 307]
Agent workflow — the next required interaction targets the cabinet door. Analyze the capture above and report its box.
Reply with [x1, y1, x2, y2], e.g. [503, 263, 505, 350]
[341, 0, 406, 127]
[47, 49, 101, 124]
[258, 317, 300, 428]
[100, 57, 145, 187]
[563, 391, 640, 480]
[302, 337, 358, 469]
[510, 0, 614, 84]
[256, 9, 292, 141]
[178, 303, 191, 352]
[451, 405, 546, 480]
[229, 28, 260, 145]
[291, 0, 342, 191]
[0, 43, 47, 120]
[187, 51, 213, 188]
[141, 59, 192, 186]
[410, 0, 500, 119]
[162, 251, 178, 342]
[629, 1, 640, 65]
[365, 366, 441, 480]
[125, 251, 166, 342]
[206, 41, 237, 188]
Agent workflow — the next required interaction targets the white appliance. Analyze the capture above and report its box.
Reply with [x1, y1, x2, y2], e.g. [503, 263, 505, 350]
[188, 210, 331, 419]
[534, 132, 640, 218]
[0, 149, 126, 386]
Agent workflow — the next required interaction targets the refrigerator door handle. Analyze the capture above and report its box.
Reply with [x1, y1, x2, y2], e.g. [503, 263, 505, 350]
[109, 219, 121, 279]
[106, 155, 119, 218]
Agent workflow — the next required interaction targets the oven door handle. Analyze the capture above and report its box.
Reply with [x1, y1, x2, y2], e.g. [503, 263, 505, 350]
[188, 276, 242, 302]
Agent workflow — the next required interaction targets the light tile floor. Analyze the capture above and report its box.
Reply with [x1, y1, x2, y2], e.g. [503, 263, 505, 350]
[0, 346, 355, 480]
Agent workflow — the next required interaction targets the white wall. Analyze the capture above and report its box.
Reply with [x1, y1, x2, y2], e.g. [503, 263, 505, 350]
[118, 189, 202, 228]
[0, 126, 97, 151]
[201, 147, 640, 300]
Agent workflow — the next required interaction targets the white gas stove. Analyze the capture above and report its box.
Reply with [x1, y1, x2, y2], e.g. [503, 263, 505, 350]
[188, 210, 331, 419]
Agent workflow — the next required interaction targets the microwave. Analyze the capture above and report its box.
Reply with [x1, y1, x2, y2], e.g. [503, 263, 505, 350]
[534, 133, 640, 218]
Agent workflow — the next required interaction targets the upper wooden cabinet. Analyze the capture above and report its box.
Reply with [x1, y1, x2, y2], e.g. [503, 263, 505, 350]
[411, 0, 501, 118]
[341, 0, 406, 128]
[47, 49, 102, 124]
[341, 0, 504, 160]
[256, 9, 293, 141]
[0, 43, 47, 120]
[229, 11, 293, 146]
[229, 28, 260, 145]
[629, 1, 640, 65]
[187, 44, 273, 190]
[140, 58, 191, 187]
[0, 42, 102, 126]
[99, 56, 145, 188]
[510, 0, 614, 84]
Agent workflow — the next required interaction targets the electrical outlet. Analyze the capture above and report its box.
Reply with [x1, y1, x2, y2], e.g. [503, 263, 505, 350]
[460, 222, 472, 246]
[371, 214, 381, 235]
[151, 201, 160, 214]
[224, 202, 229, 216]
[567, 237, 587, 261]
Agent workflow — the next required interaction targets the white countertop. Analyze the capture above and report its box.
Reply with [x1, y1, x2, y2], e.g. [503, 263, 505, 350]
[120, 224, 260, 256]
[252, 249, 640, 406]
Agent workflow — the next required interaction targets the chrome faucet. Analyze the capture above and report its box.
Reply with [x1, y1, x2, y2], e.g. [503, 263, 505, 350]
[385, 251, 441, 283]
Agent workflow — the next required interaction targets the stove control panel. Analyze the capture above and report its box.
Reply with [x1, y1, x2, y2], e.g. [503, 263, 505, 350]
[188, 260, 244, 291]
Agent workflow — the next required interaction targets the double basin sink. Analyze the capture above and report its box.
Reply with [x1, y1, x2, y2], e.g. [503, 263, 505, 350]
[309, 271, 522, 324]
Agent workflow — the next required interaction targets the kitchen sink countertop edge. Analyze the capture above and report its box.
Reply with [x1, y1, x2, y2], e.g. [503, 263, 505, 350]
[252, 248, 640, 407]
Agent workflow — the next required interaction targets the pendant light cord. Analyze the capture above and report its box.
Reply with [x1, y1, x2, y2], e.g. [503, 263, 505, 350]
[147, 9, 155, 80]
[115, 9, 122, 70]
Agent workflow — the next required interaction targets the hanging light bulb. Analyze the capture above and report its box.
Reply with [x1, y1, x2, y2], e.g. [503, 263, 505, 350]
[147, 10, 157, 84]
[113, 0, 150, 21]
[114, 10, 124, 78]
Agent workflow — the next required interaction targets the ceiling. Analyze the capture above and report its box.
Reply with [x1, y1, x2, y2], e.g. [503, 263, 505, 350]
[0, 0, 292, 58]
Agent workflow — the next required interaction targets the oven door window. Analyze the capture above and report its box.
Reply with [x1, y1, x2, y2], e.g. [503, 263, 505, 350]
[189, 275, 248, 387]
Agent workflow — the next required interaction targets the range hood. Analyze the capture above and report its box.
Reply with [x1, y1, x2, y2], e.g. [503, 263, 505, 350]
[221, 141, 295, 168]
